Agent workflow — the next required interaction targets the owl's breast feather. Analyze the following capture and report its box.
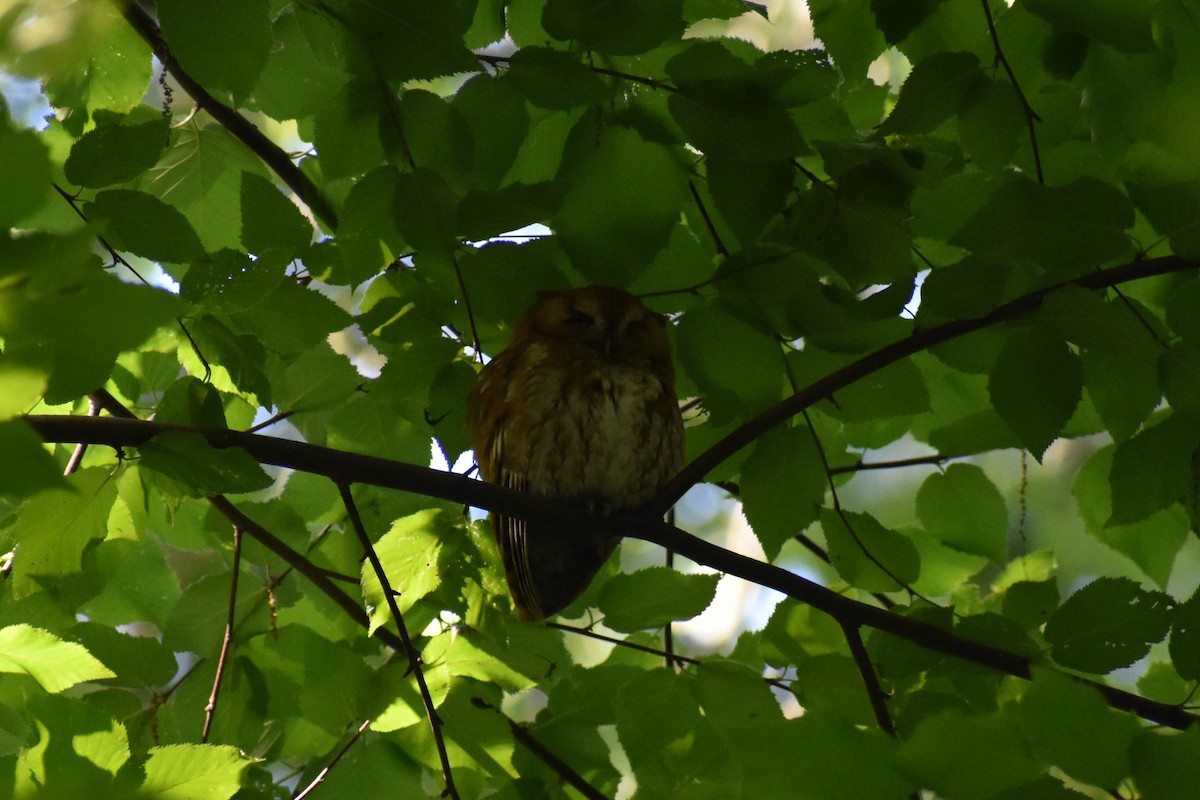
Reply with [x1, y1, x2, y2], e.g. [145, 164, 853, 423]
[513, 353, 680, 508]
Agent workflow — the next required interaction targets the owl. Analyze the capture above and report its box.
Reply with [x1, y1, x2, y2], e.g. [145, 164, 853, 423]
[468, 285, 684, 620]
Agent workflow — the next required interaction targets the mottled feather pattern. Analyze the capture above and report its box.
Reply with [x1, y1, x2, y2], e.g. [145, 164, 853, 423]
[468, 286, 684, 620]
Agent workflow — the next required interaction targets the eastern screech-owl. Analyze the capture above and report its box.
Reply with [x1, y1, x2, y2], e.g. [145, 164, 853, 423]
[467, 285, 684, 620]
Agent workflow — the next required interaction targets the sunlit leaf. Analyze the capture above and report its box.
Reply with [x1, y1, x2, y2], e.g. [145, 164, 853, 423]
[0, 624, 115, 693]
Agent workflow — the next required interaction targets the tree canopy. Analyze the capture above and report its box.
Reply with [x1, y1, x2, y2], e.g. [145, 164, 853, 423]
[3, 0, 1200, 797]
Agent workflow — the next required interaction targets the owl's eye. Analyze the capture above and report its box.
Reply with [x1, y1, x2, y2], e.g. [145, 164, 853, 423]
[564, 310, 595, 328]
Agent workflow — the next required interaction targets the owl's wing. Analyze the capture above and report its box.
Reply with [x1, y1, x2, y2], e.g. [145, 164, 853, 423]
[492, 458, 544, 620]
[493, 434, 614, 621]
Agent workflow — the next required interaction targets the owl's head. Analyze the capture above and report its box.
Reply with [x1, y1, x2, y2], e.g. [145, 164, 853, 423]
[516, 285, 673, 372]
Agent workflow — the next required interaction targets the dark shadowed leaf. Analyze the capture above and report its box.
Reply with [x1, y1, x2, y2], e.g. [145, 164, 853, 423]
[1045, 577, 1174, 673]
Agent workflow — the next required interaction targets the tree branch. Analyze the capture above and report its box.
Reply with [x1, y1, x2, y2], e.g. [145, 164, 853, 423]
[116, 1, 339, 230]
[25, 412, 1198, 729]
[842, 623, 895, 736]
[652, 255, 1200, 513]
[636, 521, 1198, 730]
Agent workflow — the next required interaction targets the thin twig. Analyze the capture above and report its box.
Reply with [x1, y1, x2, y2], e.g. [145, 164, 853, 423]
[63, 396, 102, 475]
[54, 186, 212, 376]
[547, 620, 699, 666]
[337, 483, 458, 800]
[979, 0, 1043, 182]
[292, 719, 373, 800]
[802, 410, 929, 603]
[202, 525, 243, 743]
[664, 508, 679, 670]
[688, 180, 729, 257]
[471, 697, 609, 800]
[546, 621, 790, 690]
[451, 254, 484, 362]
[791, 531, 896, 611]
[841, 622, 895, 736]
[247, 410, 295, 433]
[206, 495, 409, 654]
[829, 452, 960, 475]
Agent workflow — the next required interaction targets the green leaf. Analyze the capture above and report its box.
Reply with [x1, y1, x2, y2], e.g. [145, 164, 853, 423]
[0, 235, 181, 403]
[1073, 445, 1186, 588]
[224, 279, 352, 354]
[252, 7, 348, 120]
[1081, 346, 1160, 442]
[336, 165, 407, 285]
[64, 108, 169, 188]
[312, 81, 388, 182]
[85, 189, 206, 264]
[0, 420, 69, 498]
[880, 51, 984, 135]
[1169, 587, 1200, 681]
[792, 654, 878, 726]
[322, 0, 476, 81]
[399, 90, 474, 186]
[1108, 414, 1200, 526]
[135, 744, 253, 800]
[239, 172, 313, 258]
[821, 508, 920, 593]
[916, 463, 1007, 562]
[826, 357, 930, 422]
[676, 302, 782, 422]
[179, 314, 273, 404]
[739, 425, 827, 559]
[393, 168, 459, 261]
[154, 376, 229, 427]
[0, 117, 51, 227]
[361, 509, 445, 633]
[1001, 579, 1059, 631]
[667, 43, 805, 160]
[10, 467, 119, 593]
[1128, 182, 1200, 258]
[553, 126, 687, 283]
[1161, 342, 1200, 419]
[147, 124, 271, 254]
[706, 157, 794, 246]
[72, 622, 179, 687]
[870, 0, 949, 44]
[1023, 0, 1153, 53]
[507, 47, 608, 110]
[988, 326, 1083, 459]
[1020, 668, 1139, 788]
[1044, 577, 1174, 673]
[896, 709, 1042, 800]
[614, 668, 699, 766]
[0, 624, 115, 693]
[809, 0, 887, 83]
[1166, 278, 1200, 342]
[543, 0, 684, 55]
[1130, 727, 1200, 800]
[598, 567, 719, 631]
[958, 81, 1025, 171]
[158, 0, 272, 102]
[138, 432, 273, 497]
[953, 177, 1134, 274]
